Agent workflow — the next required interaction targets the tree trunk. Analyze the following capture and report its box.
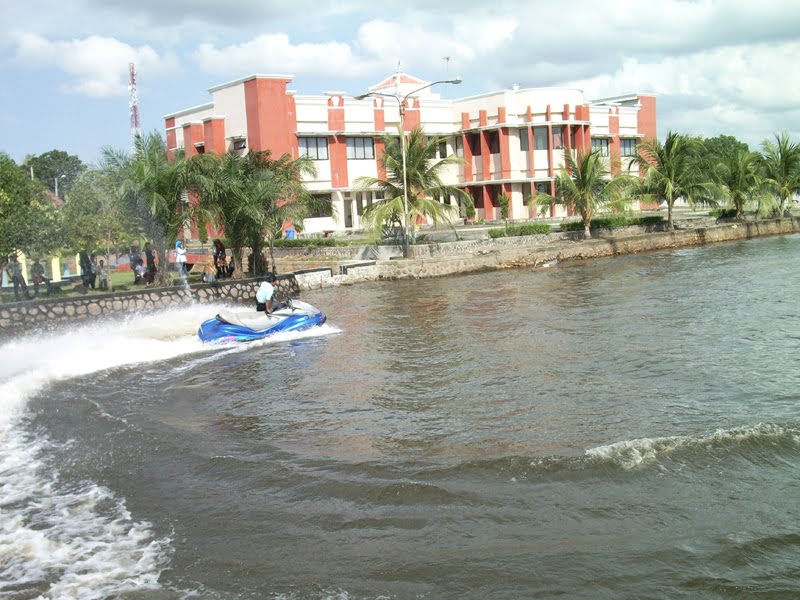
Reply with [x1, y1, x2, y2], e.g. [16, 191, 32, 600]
[584, 223, 592, 239]
[667, 199, 674, 230]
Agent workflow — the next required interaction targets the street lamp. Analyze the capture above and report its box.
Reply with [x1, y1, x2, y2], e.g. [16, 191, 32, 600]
[355, 76, 462, 258]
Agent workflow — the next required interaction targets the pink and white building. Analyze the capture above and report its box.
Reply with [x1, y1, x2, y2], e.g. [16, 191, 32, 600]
[164, 70, 656, 235]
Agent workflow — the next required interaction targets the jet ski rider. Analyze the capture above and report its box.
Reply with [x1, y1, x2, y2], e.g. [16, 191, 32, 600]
[256, 280, 276, 314]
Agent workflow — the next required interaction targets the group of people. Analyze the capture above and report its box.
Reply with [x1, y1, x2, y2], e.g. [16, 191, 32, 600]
[5, 255, 57, 301]
[202, 239, 234, 283]
[128, 243, 157, 286]
[79, 252, 110, 291]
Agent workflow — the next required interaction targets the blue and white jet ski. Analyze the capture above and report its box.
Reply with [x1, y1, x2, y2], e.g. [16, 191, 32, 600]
[198, 300, 327, 343]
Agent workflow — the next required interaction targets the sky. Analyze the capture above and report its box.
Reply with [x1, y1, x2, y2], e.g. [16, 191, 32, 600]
[1, 0, 799, 166]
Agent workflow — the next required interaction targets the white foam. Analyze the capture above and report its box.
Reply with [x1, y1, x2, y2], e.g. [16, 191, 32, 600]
[0, 302, 338, 597]
[586, 423, 800, 469]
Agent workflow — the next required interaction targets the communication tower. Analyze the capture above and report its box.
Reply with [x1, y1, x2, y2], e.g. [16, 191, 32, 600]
[128, 62, 141, 152]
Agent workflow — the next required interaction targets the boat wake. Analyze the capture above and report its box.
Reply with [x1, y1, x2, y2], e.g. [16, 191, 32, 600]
[0, 302, 339, 598]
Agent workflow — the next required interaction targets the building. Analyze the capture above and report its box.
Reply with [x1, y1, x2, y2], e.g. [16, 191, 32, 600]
[164, 69, 656, 235]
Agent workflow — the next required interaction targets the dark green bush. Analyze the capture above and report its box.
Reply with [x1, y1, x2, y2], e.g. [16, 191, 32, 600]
[488, 223, 551, 238]
[272, 238, 339, 248]
[710, 208, 737, 219]
[561, 214, 664, 231]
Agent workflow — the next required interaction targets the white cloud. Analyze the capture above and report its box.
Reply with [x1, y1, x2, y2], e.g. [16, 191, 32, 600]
[7, 32, 180, 98]
[193, 34, 373, 78]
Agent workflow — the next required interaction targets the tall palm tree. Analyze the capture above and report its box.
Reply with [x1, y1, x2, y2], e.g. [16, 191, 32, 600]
[537, 148, 634, 238]
[356, 126, 471, 246]
[101, 132, 194, 286]
[712, 147, 766, 220]
[632, 131, 714, 230]
[760, 132, 800, 217]
[191, 149, 316, 276]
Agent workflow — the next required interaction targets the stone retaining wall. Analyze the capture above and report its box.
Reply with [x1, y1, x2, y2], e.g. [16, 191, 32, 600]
[0, 276, 299, 333]
[4, 218, 798, 332]
[293, 218, 800, 289]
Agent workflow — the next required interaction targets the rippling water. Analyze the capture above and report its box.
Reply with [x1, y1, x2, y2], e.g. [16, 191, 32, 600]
[2, 235, 800, 599]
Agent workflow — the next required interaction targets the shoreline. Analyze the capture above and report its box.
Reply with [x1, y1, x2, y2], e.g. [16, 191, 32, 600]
[2, 217, 798, 332]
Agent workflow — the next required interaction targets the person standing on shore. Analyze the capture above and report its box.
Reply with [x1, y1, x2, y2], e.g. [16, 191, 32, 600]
[30, 258, 52, 297]
[175, 240, 187, 277]
[144, 242, 157, 286]
[5, 254, 31, 301]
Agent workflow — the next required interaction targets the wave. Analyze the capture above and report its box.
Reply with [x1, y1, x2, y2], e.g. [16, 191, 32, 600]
[431, 424, 800, 482]
[0, 303, 339, 598]
[585, 423, 800, 470]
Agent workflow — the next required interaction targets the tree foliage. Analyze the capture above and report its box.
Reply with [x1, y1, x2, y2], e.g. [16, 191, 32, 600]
[356, 126, 471, 247]
[0, 153, 64, 261]
[711, 148, 767, 219]
[100, 132, 195, 286]
[537, 149, 635, 238]
[24, 149, 85, 199]
[632, 132, 717, 229]
[62, 170, 132, 257]
[759, 132, 800, 216]
[190, 149, 317, 276]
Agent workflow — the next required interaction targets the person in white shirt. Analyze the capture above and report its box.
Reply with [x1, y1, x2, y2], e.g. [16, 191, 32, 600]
[255, 280, 275, 314]
[175, 240, 187, 276]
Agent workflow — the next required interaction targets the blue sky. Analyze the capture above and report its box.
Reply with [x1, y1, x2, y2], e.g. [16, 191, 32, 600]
[1, 0, 798, 166]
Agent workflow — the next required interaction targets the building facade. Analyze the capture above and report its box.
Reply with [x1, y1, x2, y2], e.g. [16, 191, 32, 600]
[164, 70, 656, 235]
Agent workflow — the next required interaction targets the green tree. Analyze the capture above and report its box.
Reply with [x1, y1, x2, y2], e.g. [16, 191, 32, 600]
[712, 148, 766, 219]
[537, 148, 634, 238]
[760, 132, 800, 217]
[632, 131, 715, 230]
[356, 126, 471, 253]
[100, 132, 195, 286]
[0, 153, 64, 262]
[24, 149, 85, 199]
[701, 135, 750, 162]
[191, 149, 317, 276]
[62, 170, 132, 286]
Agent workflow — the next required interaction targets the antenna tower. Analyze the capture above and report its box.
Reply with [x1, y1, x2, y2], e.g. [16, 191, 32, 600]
[128, 62, 141, 152]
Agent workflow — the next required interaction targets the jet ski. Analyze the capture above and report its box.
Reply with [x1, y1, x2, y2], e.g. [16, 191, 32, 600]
[198, 299, 327, 343]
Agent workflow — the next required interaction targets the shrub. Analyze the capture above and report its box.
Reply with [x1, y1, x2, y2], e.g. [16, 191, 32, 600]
[272, 238, 339, 248]
[710, 208, 738, 220]
[488, 223, 551, 238]
[560, 214, 664, 231]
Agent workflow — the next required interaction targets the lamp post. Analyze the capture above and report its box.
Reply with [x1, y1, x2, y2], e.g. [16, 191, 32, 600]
[355, 76, 462, 257]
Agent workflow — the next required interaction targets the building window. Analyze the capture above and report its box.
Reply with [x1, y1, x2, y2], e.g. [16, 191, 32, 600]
[455, 136, 464, 157]
[347, 137, 375, 159]
[487, 131, 500, 154]
[533, 127, 548, 150]
[194, 144, 205, 154]
[621, 138, 638, 157]
[535, 182, 550, 195]
[468, 133, 481, 156]
[232, 139, 246, 152]
[591, 138, 610, 157]
[519, 128, 530, 152]
[552, 127, 563, 150]
[299, 137, 328, 160]
[308, 193, 333, 218]
[439, 140, 448, 159]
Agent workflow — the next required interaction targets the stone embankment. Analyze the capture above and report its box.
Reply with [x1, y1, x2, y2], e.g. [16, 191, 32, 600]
[2, 217, 798, 333]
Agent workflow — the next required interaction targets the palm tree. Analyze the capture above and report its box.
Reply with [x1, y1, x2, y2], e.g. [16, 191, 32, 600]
[537, 148, 634, 238]
[101, 132, 194, 286]
[356, 126, 471, 247]
[632, 131, 714, 230]
[191, 149, 316, 276]
[711, 147, 766, 220]
[760, 132, 800, 217]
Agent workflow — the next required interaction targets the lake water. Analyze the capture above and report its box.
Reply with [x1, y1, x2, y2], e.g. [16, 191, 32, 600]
[2, 235, 799, 599]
